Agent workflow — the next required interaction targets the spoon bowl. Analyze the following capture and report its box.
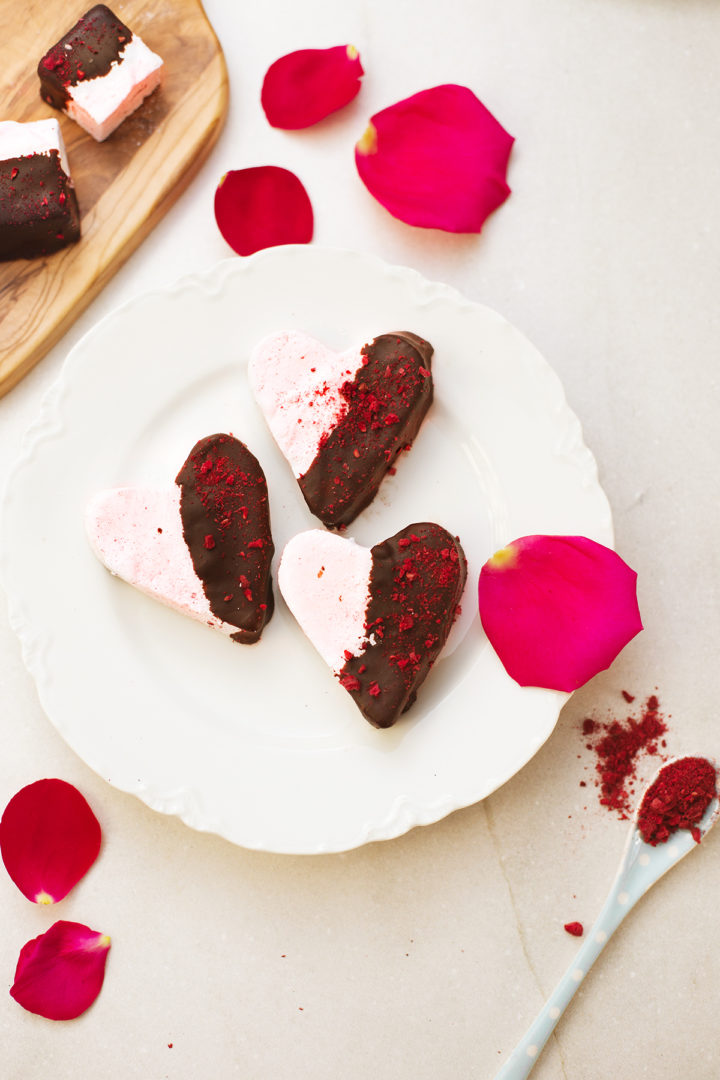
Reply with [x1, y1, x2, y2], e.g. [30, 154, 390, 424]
[494, 755, 719, 1080]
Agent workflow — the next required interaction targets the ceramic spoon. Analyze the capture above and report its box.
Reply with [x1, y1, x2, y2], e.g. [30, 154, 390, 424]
[494, 756, 720, 1080]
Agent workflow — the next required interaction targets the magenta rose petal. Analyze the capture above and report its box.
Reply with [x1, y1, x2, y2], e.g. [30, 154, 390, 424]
[261, 45, 364, 129]
[354, 84, 514, 232]
[477, 535, 643, 692]
[11, 921, 111, 1020]
[0, 779, 101, 905]
[214, 166, 314, 256]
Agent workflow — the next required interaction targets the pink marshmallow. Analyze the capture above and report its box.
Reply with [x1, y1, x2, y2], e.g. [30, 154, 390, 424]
[249, 330, 365, 477]
[85, 486, 238, 636]
[66, 36, 163, 142]
[278, 530, 372, 672]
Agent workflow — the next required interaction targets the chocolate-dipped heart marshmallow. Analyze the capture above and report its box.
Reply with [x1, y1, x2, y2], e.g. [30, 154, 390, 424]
[278, 523, 466, 727]
[249, 330, 433, 528]
[86, 434, 274, 643]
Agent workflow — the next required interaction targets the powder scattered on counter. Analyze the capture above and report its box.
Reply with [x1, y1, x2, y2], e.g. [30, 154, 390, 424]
[564, 921, 584, 937]
[581, 692, 668, 819]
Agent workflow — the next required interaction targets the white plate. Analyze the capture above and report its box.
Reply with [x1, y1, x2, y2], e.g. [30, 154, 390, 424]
[0, 248, 612, 854]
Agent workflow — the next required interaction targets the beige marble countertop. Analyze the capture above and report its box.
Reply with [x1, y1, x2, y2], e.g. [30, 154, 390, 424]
[1, 2, 719, 1077]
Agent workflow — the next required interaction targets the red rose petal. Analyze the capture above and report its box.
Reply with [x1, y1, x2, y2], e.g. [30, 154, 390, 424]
[354, 84, 514, 232]
[0, 779, 101, 904]
[214, 166, 314, 256]
[262, 45, 364, 129]
[478, 536, 643, 692]
[11, 921, 111, 1020]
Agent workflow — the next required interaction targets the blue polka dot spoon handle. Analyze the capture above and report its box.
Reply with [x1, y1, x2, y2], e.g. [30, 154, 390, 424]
[494, 763, 719, 1080]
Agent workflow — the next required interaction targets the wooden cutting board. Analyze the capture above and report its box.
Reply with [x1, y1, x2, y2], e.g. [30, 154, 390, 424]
[0, 0, 228, 397]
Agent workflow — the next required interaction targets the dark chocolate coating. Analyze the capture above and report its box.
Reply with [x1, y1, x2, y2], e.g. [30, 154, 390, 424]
[0, 149, 80, 261]
[38, 5, 133, 108]
[176, 434, 274, 644]
[339, 523, 467, 728]
[299, 332, 433, 528]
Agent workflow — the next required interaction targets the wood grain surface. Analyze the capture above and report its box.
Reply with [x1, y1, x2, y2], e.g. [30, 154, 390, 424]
[0, 0, 228, 397]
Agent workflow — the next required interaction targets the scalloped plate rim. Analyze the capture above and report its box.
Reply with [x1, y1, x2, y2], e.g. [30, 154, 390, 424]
[0, 246, 612, 854]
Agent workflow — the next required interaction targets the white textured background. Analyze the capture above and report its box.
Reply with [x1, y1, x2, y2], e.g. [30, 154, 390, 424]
[1, 1, 719, 1077]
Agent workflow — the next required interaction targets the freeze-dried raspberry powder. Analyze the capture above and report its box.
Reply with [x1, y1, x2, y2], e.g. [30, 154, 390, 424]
[564, 921, 584, 937]
[582, 693, 668, 818]
[638, 757, 716, 846]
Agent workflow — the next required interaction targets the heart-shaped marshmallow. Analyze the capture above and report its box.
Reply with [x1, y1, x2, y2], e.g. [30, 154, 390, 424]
[278, 523, 466, 727]
[86, 434, 274, 643]
[249, 330, 433, 528]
